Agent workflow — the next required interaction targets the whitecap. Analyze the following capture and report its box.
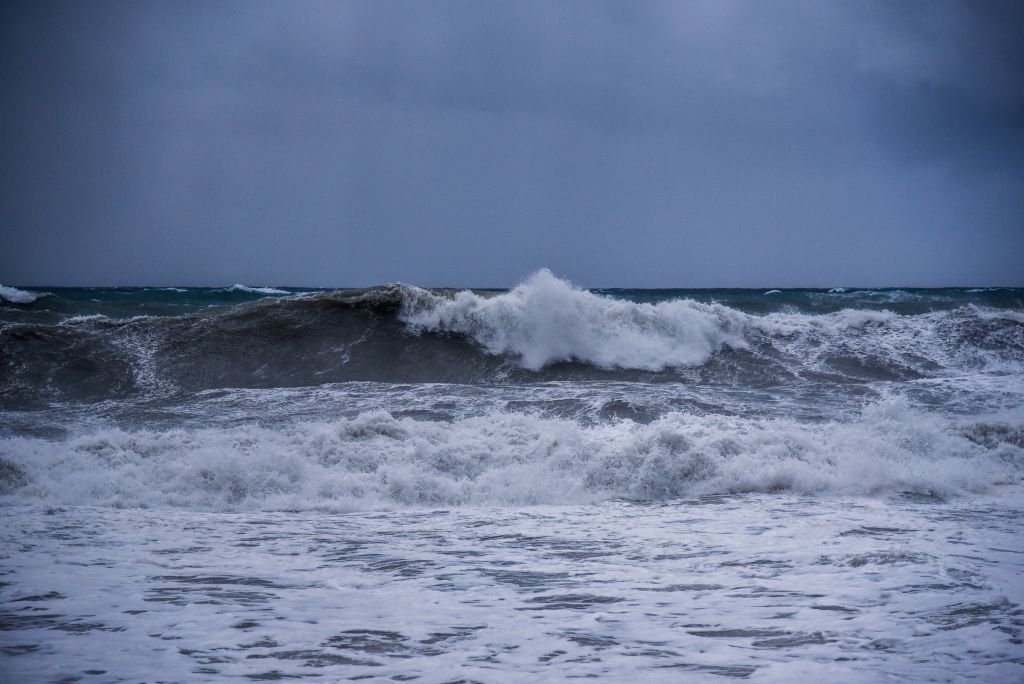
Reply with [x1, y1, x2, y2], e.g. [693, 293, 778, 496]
[400, 269, 748, 371]
[0, 284, 42, 304]
[224, 284, 290, 295]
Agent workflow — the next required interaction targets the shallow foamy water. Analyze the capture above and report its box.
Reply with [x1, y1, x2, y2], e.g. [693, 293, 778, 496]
[2, 493, 1023, 682]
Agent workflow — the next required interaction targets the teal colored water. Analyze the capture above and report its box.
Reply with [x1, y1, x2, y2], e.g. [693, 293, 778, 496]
[3, 284, 1022, 324]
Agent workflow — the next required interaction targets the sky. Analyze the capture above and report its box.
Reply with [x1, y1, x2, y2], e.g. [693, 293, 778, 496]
[1, 0, 1022, 288]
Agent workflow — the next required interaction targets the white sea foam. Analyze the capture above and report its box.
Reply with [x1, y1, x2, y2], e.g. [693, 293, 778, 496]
[2, 491, 1022, 682]
[2, 400, 1019, 511]
[969, 304, 1024, 323]
[401, 269, 748, 370]
[396, 271, 1022, 375]
[224, 284, 290, 295]
[763, 289, 782, 295]
[0, 284, 41, 304]
[62, 314, 109, 323]
[753, 305, 1024, 377]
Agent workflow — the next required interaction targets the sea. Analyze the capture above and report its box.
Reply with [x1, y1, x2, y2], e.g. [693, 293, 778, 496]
[1, 270, 1022, 682]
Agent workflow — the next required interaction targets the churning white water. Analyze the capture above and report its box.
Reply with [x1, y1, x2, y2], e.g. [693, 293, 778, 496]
[2, 274, 1023, 681]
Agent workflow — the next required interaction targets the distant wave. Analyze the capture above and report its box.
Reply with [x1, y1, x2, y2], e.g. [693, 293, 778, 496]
[0, 284, 42, 304]
[1, 399, 1019, 511]
[223, 284, 291, 295]
[840, 289, 925, 303]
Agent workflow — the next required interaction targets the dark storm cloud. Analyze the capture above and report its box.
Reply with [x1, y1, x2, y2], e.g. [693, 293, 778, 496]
[1, 0, 1021, 287]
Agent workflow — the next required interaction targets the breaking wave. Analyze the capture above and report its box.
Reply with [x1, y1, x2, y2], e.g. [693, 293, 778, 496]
[223, 284, 291, 295]
[401, 270, 748, 370]
[1, 272, 1022, 405]
[1, 400, 1020, 511]
[0, 284, 43, 304]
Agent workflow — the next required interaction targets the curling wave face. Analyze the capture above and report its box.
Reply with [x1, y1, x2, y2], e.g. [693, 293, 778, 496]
[400, 270, 749, 370]
[1, 271, 1022, 406]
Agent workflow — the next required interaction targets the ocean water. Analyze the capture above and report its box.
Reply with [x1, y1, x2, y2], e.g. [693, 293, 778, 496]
[1, 271, 1022, 682]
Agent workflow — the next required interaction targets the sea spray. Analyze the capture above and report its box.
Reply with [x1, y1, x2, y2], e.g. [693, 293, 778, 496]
[400, 269, 749, 370]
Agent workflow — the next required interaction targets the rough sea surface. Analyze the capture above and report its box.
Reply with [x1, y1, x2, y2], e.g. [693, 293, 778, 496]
[2, 272, 1023, 682]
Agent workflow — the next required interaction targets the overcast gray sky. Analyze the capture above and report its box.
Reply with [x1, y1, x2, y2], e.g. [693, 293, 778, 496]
[1, 0, 1021, 287]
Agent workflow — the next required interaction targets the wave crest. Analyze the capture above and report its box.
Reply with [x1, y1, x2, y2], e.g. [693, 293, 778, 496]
[401, 270, 748, 370]
[1, 273, 1021, 405]
[223, 284, 291, 295]
[0, 284, 42, 304]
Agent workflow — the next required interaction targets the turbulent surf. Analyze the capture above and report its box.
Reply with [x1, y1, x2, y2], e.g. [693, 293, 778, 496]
[2, 271, 1023, 681]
